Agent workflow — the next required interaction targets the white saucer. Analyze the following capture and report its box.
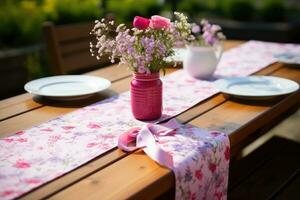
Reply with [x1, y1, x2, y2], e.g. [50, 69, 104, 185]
[215, 76, 299, 99]
[24, 75, 111, 100]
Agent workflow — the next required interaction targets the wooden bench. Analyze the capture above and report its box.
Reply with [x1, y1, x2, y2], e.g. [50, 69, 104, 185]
[43, 22, 111, 75]
[229, 137, 300, 200]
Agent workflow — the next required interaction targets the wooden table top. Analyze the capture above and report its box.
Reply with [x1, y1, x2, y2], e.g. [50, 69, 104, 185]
[0, 40, 299, 200]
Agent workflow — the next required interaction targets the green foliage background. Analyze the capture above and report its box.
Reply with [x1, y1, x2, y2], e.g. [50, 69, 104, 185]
[0, 0, 299, 49]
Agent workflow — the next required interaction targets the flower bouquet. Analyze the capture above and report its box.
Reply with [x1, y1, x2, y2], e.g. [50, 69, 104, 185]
[90, 12, 192, 120]
[183, 19, 226, 79]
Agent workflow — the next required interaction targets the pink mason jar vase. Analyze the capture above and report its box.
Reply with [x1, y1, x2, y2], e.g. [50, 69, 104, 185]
[130, 72, 162, 121]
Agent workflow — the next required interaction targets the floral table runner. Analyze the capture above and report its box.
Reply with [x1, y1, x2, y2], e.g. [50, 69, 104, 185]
[1, 41, 300, 200]
[118, 119, 230, 199]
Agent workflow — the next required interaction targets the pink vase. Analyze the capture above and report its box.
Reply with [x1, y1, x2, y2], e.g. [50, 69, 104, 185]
[130, 72, 162, 121]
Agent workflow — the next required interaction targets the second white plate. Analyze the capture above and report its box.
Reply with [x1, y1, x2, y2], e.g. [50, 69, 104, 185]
[24, 75, 111, 100]
[214, 76, 299, 99]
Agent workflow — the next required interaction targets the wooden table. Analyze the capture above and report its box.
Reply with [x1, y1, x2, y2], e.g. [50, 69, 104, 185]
[1, 40, 299, 200]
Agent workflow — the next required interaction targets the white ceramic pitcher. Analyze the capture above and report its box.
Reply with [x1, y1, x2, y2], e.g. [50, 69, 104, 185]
[183, 44, 223, 79]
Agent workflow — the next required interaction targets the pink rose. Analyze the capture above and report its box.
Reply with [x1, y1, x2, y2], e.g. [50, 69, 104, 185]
[149, 15, 171, 30]
[133, 16, 150, 30]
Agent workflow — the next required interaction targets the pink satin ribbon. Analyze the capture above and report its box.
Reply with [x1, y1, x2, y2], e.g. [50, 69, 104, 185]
[118, 119, 181, 169]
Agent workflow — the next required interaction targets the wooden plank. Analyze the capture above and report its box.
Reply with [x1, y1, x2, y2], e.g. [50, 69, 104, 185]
[0, 93, 33, 109]
[48, 150, 172, 200]
[85, 64, 131, 80]
[47, 66, 300, 200]
[0, 94, 42, 121]
[222, 40, 244, 50]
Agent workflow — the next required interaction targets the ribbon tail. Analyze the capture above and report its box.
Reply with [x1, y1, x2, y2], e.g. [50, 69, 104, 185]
[137, 126, 174, 169]
[143, 145, 174, 169]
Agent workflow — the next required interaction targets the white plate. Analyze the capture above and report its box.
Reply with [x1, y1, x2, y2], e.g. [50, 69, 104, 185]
[24, 75, 111, 100]
[274, 52, 300, 65]
[215, 76, 299, 99]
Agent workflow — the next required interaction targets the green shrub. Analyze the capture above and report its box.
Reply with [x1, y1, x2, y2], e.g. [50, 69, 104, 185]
[0, 1, 45, 48]
[221, 0, 255, 21]
[107, 0, 161, 24]
[0, 0, 102, 48]
[261, 0, 286, 22]
[177, 0, 206, 18]
[44, 0, 101, 24]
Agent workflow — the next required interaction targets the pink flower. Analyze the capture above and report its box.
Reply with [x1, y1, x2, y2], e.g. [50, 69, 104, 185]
[24, 178, 41, 184]
[1, 138, 14, 143]
[195, 170, 203, 180]
[62, 126, 75, 130]
[87, 142, 98, 148]
[224, 146, 230, 161]
[16, 138, 27, 143]
[1, 190, 15, 197]
[214, 191, 223, 200]
[133, 16, 150, 30]
[149, 15, 170, 30]
[88, 123, 101, 129]
[190, 192, 196, 200]
[192, 24, 200, 33]
[209, 162, 217, 173]
[14, 160, 31, 169]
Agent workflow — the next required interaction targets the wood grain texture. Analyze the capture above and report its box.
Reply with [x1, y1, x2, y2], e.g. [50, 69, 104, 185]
[48, 150, 172, 200]
[4, 40, 296, 200]
[0, 94, 42, 121]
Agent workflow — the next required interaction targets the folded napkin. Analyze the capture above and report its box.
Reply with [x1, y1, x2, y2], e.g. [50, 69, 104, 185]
[118, 119, 230, 200]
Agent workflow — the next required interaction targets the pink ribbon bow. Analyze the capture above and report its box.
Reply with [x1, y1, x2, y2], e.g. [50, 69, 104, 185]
[118, 119, 181, 169]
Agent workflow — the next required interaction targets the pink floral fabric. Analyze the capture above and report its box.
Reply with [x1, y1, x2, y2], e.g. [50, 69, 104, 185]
[1, 41, 300, 200]
[118, 119, 230, 200]
[166, 125, 229, 200]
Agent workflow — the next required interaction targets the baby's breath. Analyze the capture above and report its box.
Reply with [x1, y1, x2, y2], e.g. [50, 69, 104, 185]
[90, 12, 192, 74]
